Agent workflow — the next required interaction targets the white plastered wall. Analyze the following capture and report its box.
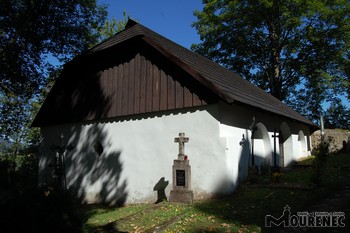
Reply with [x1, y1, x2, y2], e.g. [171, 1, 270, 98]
[38, 102, 314, 204]
[216, 101, 313, 177]
[39, 105, 231, 204]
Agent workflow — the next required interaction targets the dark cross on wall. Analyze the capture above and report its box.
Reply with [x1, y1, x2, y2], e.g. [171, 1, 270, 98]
[50, 134, 73, 190]
[272, 128, 279, 167]
[249, 117, 257, 166]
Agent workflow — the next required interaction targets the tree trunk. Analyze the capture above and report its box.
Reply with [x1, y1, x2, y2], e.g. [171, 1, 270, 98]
[269, 0, 283, 100]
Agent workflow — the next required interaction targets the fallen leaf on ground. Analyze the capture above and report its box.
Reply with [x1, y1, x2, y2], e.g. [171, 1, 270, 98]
[221, 223, 230, 227]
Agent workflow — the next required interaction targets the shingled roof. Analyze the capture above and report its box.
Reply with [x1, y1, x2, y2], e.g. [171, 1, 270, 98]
[33, 20, 315, 127]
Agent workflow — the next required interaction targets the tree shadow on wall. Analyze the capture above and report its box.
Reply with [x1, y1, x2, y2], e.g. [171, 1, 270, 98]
[37, 59, 128, 206]
[61, 123, 128, 206]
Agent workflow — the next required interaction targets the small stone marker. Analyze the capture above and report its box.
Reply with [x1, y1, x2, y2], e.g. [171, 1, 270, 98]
[169, 133, 194, 204]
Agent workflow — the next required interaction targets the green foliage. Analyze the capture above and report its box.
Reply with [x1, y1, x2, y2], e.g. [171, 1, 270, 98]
[0, 140, 39, 192]
[192, 0, 350, 122]
[1, 0, 107, 94]
[98, 11, 136, 41]
[0, 95, 41, 190]
[0, 0, 108, 140]
[324, 98, 350, 129]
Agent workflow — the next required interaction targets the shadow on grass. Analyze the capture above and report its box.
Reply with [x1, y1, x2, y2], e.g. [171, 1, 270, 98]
[0, 187, 130, 233]
[192, 186, 315, 232]
[0, 187, 87, 233]
[81, 202, 157, 233]
[193, 153, 350, 232]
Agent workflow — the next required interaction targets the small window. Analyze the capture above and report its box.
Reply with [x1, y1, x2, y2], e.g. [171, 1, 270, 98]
[93, 141, 103, 156]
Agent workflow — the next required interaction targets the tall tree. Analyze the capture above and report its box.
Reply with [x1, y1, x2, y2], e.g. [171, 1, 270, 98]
[98, 10, 134, 41]
[324, 98, 350, 129]
[192, 0, 350, 121]
[0, 0, 108, 140]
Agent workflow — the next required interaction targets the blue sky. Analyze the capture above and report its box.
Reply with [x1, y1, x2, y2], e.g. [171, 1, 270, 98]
[98, 0, 203, 49]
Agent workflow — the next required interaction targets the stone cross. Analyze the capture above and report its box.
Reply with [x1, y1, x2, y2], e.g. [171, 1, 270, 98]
[174, 133, 189, 160]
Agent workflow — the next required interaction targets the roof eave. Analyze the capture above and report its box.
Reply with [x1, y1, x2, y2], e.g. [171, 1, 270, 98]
[229, 101, 318, 129]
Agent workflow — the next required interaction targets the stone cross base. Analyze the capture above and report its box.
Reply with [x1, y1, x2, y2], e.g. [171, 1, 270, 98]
[169, 159, 193, 204]
[169, 190, 193, 204]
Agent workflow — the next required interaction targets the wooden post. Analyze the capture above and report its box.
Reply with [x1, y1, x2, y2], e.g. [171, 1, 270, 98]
[272, 128, 279, 167]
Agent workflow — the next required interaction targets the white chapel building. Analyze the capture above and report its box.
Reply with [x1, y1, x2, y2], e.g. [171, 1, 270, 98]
[32, 20, 317, 205]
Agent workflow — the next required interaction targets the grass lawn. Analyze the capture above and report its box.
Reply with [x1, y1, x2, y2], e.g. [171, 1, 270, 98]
[82, 152, 350, 233]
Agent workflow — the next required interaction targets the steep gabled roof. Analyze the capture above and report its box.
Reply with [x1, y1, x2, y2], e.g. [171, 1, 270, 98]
[33, 20, 315, 127]
[83, 20, 314, 126]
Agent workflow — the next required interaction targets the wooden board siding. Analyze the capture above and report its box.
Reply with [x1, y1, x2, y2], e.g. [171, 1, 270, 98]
[30, 42, 218, 127]
[159, 69, 168, 111]
[95, 50, 212, 119]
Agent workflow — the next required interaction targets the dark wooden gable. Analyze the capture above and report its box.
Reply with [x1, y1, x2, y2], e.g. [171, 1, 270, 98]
[33, 20, 316, 128]
[95, 40, 217, 117]
[32, 38, 217, 126]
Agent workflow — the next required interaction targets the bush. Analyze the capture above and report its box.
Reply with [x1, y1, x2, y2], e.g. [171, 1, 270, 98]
[0, 152, 38, 193]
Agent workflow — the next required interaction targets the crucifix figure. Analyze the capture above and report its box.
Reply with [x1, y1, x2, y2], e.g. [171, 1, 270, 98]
[174, 133, 189, 160]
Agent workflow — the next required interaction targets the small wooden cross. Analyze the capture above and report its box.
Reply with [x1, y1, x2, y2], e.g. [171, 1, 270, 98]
[272, 128, 279, 167]
[174, 132, 189, 160]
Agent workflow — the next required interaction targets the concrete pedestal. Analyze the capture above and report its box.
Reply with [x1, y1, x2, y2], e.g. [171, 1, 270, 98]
[169, 190, 193, 204]
[169, 159, 193, 204]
